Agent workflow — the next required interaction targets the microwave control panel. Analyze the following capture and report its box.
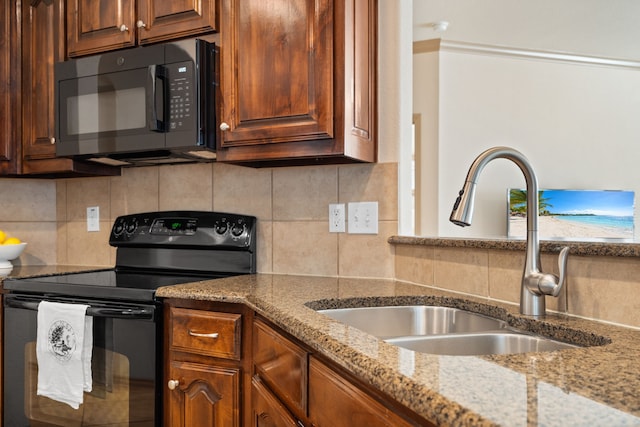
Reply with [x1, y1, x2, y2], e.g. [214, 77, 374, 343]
[168, 61, 194, 131]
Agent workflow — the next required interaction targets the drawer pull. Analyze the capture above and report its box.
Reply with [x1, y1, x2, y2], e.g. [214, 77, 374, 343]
[188, 330, 219, 339]
[168, 379, 180, 390]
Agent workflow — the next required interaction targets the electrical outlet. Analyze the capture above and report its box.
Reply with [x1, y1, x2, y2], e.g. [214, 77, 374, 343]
[87, 206, 100, 232]
[329, 203, 346, 232]
[348, 201, 378, 234]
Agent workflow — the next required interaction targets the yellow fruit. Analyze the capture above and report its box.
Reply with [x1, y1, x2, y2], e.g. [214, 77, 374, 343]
[0, 230, 5, 244]
[3, 237, 21, 245]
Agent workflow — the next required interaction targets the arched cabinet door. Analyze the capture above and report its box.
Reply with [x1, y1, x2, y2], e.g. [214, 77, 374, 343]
[167, 360, 240, 427]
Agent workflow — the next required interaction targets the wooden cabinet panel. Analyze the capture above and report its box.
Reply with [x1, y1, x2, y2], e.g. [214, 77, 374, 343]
[68, 0, 217, 57]
[308, 357, 420, 427]
[253, 319, 308, 418]
[137, 0, 217, 45]
[0, 0, 19, 175]
[170, 307, 242, 360]
[216, 0, 377, 166]
[67, 0, 136, 57]
[251, 376, 299, 427]
[218, 0, 334, 150]
[167, 360, 240, 427]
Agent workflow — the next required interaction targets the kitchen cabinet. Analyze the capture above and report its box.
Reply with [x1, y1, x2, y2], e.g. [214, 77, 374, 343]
[164, 302, 252, 427]
[67, 0, 218, 57]
[217, 0, 377, 166]
[0, 1, 20, 175]
[20, 0, 119, 177]
[252, 317, 427, 427]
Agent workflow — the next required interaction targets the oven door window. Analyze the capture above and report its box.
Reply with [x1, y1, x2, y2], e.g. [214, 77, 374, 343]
[4, 304, 158, 427]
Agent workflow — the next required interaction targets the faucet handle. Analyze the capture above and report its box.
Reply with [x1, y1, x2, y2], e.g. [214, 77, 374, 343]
[538, 246, 570, 297]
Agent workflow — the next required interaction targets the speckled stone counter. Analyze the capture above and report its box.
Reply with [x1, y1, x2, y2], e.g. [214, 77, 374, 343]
[389, 235, 640, 258]
[157, 274, 640, 427]
[2, 265, 108, 280]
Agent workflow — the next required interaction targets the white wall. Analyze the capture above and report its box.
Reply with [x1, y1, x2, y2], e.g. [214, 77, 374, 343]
[414, 47, 640, 238]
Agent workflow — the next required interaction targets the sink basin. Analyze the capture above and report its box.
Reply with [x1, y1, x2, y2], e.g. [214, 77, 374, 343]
[317, 305, 579, 355]
[318, 305, 506, 339]
[386, 332, 577, 356]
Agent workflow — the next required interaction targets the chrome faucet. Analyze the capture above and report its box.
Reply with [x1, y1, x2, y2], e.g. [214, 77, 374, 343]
[450, 146, 569, 317]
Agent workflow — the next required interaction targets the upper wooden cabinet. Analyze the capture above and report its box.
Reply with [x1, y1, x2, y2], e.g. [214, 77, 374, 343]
[0, 1, 20, 175]
[19, 0, 119, 177]
[67, 0, 218, 57]
[217, 0, 377, 166]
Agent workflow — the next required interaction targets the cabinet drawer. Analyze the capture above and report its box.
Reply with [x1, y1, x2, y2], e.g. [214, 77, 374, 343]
[170, 307, 242, 360]
[253, 319, 308, 416]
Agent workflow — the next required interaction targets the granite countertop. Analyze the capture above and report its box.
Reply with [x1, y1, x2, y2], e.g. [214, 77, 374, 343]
[157, 274, 640, 427]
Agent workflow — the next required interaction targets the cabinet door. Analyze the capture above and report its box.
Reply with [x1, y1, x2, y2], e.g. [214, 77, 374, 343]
[167, 360, 240, 427]
[137, 0, 217, 45]
[0, 0, 19, 175]
[67, 0, 136, 57]
[308, 357, 418, 427]
[218, 0, 334, 159]
[251, 377, 299, 427]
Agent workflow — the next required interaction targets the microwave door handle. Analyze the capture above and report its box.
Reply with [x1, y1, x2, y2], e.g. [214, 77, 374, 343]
[147, 64, 168, 132]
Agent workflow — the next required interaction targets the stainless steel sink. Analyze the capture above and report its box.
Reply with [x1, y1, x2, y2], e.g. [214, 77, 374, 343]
[317, 305, 578, 355]
[317, 305, 507, 339]
[386, 332, 577, 355]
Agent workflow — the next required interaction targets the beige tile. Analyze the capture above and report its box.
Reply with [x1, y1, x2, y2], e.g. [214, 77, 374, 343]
[434, 247, 489, 296]
[256, 220, 273, 273]
[273, 165, 338, 220]
[0, 179, 56, 221]
[57, 222, 68, 265]
[339, 163, 398, 221]
[338, 221, 397, 278]
[65, 177, 111, 221]
[488, 250, 523, 304]
[213, 163, 272, 220]
[65, 221, 113, 267]
[110, 166, 160, 219]
[272, 221, 338, 276]
[394, 244, 435, 286]
[56, 181, 67, 222]
[158, 163, 213, 211]
[567, 255, 640, 327]
[3, 221, 57, 266]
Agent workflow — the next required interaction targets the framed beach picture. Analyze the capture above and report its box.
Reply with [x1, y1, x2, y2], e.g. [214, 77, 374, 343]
[507, 189, 635, 242]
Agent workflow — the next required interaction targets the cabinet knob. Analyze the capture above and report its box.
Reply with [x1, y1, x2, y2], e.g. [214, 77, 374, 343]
[219, 122, 230, 131]
[136, 20, 146, 29]
[167, 379, 180, 390]
[119, 24, 129, 32]
[49, 137, 55, 145]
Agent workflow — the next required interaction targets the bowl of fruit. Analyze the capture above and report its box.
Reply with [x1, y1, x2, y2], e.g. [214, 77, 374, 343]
[0, 231, 26, 277]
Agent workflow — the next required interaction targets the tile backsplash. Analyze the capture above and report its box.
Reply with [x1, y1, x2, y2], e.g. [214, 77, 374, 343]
[3, 161, 640, 329]
[54, 162, 398, 278]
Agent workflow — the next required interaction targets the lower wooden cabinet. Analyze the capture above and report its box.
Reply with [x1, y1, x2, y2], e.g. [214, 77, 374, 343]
[167, 360, 240, 427]
[164, 303, 432, 427]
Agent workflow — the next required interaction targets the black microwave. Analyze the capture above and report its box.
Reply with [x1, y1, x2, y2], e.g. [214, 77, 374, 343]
[54, 39, 218, 167]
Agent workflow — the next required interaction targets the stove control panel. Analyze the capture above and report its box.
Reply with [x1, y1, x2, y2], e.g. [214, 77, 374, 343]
[110, 211, 256, 250]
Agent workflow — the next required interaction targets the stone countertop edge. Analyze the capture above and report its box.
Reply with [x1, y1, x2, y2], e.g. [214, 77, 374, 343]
[389, 235, 640, 257]
[156, 273, 640, 427]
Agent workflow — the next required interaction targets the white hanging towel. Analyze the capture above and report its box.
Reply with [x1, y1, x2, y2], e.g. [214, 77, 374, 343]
[36, 301, 93, 409]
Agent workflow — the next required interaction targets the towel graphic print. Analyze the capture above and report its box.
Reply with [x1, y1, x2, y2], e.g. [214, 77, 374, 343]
[48, 320, 77, 362]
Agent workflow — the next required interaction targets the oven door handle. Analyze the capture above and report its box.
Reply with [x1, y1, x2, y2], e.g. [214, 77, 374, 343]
[4, 295, 155, 320]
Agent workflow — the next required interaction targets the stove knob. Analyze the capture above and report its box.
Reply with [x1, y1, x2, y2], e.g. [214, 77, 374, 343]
[231, 223, 245, 237]
[125, 219, 138, 235]
[167, 379, 180, 390]
[215, 221, 228, 234]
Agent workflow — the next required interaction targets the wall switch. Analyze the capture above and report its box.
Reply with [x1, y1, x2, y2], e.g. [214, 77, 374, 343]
[87, 206, 100, 232]
[329, 203, 346, 233]
[348, 201, 378, 234]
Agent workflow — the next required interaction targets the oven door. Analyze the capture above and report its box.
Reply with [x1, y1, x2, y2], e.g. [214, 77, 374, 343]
[3, 294, 161, 427]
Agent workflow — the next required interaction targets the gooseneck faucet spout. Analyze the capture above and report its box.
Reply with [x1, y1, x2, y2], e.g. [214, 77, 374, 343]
[450, 146, 569, 317]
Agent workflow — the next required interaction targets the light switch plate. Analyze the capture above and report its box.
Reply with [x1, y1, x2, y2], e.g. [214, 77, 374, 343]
[348, 202, 378, 234]
[87, 206, 100, 232]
